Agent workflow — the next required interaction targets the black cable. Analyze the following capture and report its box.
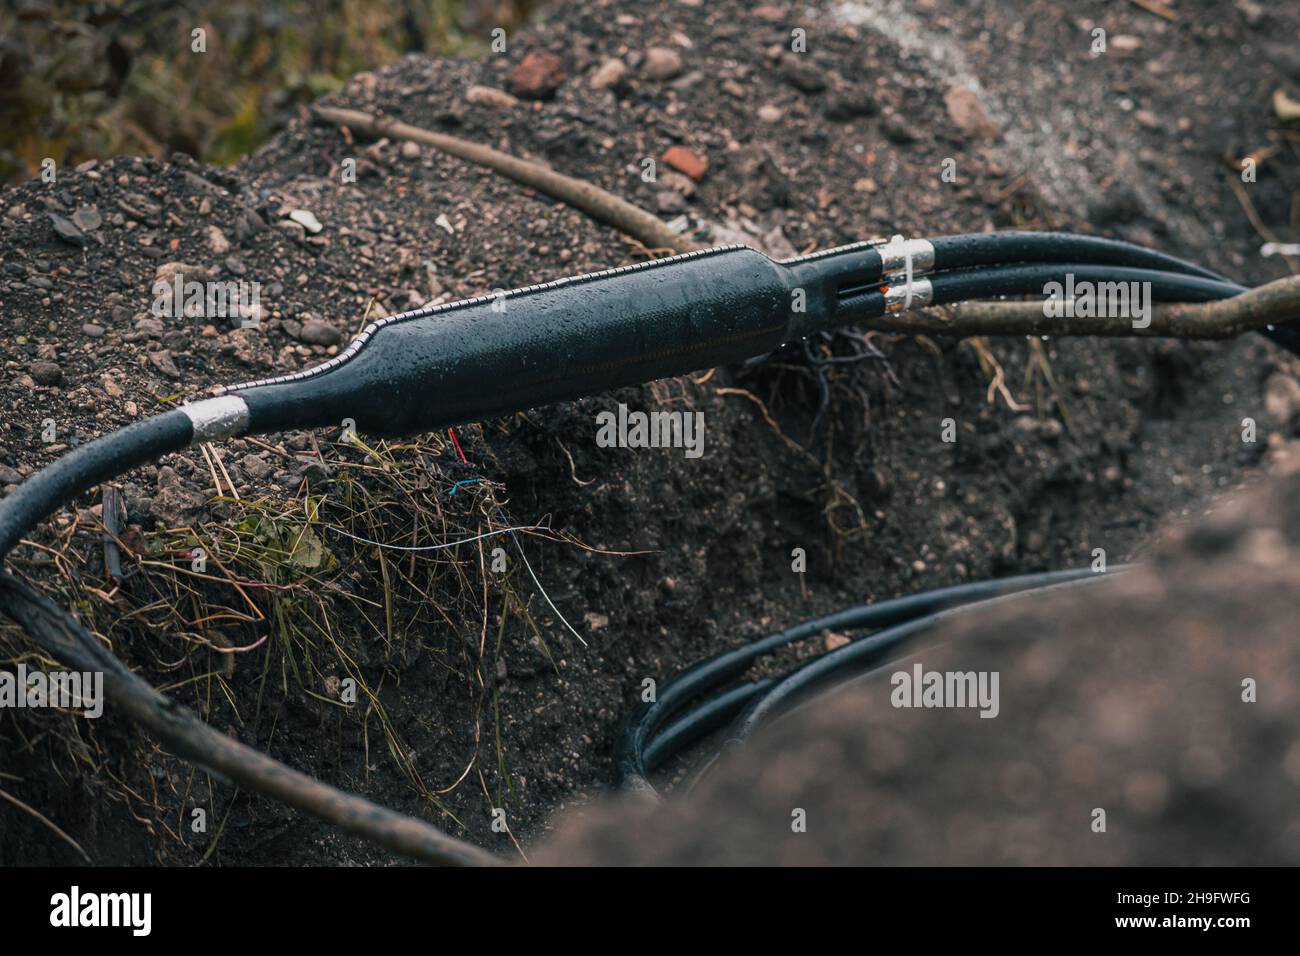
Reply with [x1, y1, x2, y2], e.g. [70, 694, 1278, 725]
[927, 263, 1240, 307]
[927, 232, 1228, 282]
[809, 231, 1231, 303]
[641, 678, 775, 773]
[0, 410, 192, 558]
[830, 262, 1252, 330]
[724, 573, 1112, 745]
[618, 567, 1105, 790]
[639, 570, 1122, 798]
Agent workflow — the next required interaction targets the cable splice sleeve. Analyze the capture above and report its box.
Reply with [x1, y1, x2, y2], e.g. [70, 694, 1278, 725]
[234, 246, 797, 437]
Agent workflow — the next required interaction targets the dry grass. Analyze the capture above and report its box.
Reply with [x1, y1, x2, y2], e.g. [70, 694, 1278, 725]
[0, 423, 588, 862]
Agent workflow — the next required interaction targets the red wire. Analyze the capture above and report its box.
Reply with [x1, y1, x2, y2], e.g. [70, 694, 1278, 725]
[448, 427, 468, 464]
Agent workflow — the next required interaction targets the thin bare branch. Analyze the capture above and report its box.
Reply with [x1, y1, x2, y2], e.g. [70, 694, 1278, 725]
[312, 105, 698, 255]
[873, 274, 1300, 340]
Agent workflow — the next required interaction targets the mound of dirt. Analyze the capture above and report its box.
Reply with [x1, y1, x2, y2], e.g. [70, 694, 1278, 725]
[540, 457, 1300, 865]
[2, 0, 1299, 865]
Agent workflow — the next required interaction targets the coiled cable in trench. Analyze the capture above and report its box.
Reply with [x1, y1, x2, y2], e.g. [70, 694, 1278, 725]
[618, 567, 1119, 794]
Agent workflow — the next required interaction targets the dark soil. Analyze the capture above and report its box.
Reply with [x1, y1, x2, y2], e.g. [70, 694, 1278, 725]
[1, 0, 1299, 865]
[541, 461, 1300, 865]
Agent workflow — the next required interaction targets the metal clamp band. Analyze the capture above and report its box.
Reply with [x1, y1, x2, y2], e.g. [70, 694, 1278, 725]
[877, 236, 936, 277]
[182, 396, 250, 441]
[883, 277, 933, 313]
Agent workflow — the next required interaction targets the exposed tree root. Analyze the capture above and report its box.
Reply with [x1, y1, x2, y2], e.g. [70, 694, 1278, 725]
[890, 274, 1300, 339]
[312, 105, 700, 255]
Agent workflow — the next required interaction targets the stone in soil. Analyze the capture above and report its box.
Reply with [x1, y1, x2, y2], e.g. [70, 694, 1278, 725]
[206, 225, 231, 254]
[298, 319, 342, 347]
[779, 53, 827, 93]
[148, 350, 180, 379]
[288, 209, 323, 234]
[944, 84, 999, 141]
[662, 146, 708, 181]
[507, 52, 566, 100]
[465, 85, 520, 109]
[589, 58, 628, 90]
[48, 213, 87, 247]
[30, 362, 63, 386]
[642, 47, 684, 82]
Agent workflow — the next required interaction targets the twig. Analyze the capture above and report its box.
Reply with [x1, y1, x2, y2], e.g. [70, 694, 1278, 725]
[965, 338, 1028, 411]
[326, 520, 552, 552]
[555, 438, 596, 487]
[1130, 0, 1177, 21]
[197, 442, 225, 498]
[876, 274, 1300, 339]
[714, 386, 809, 459]
[312, 105, 699, 255]
[101, 485, 123, 582]
[0, 785, 91, 862]
[208, 443, 239, 502]
[509, 530, 587, 648]
[1227, 176, 1298, 274]
[242, 436, 297, 462]
[989, 172, 1032, 205]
